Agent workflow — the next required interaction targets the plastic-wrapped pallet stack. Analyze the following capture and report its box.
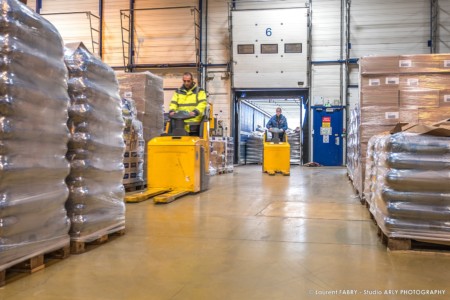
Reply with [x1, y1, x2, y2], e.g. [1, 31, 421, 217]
[0, 0, 71, 267]
[349, 54, 450, 197]
[115, 72, 164, 183]
[287, 130, 301, 164]
[245, 133, 263, 164]
[121, 98, 145, 185]
[64, 42, 125, 242]
[210, 139, 226, 174]
[347, 106, 360, 185]
[365, 125, 450, 241]
[225, 137, 234, 172]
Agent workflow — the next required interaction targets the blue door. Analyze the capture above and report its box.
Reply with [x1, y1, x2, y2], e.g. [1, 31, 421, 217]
[312, 106, 344, 166]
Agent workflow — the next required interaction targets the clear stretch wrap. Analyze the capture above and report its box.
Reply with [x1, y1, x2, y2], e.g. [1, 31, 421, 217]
[367, 132, 450, 241]
[0, 0, 70, 268]
[347, 106, 360, 183]
[121, 97, 144, 185]
[287, 130, 301, 164]
[245, 132, 263, 164]
[64, 43, 125, 242]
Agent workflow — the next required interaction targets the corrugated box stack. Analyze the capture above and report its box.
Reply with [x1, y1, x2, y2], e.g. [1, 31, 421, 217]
[0, 0, 71, 268]
[364, 123, 450, 241]
[121, 98, 145, 185]
[210, 137, 234, 175]
[350, 54, 450, 197]
[210, 138, 226, 174]
[115, 72, 164, 181]
[64, 42, 126, 242]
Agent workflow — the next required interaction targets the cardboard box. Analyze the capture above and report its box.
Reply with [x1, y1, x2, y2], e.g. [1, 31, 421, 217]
[360, 55, 400, 75]
[361, 90, 399, 106]
[418, 107, 450, 125]
[399, 54, 450, 74]
[361, 75, 399, 91]
[399, 74, 450, 90]
[360, 106, 400, 126]
[399, 108, 419, 124]
[399, 89, 439, 108]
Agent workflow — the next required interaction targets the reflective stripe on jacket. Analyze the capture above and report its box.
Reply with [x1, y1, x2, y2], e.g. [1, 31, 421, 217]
[169, 84, 207, 125]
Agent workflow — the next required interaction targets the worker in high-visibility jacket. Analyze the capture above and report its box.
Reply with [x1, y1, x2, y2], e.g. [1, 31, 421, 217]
[169, 72, 207, 135]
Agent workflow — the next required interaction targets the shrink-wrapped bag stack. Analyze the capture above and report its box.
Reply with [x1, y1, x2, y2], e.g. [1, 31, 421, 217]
[0, 0, 71, 267]
[64, 42, 125, 241]
[365, 125, 450, 241]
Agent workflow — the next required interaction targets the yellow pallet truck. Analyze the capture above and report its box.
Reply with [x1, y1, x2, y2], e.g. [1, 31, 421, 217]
[262, 128, 290, 176]
[125, 107, 212, 204]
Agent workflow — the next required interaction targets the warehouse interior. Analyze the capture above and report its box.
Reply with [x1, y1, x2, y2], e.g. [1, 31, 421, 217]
[1, 0, 450, 299]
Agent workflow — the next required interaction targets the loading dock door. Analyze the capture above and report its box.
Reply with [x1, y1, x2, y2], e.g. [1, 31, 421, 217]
[231, 8, 309, 89]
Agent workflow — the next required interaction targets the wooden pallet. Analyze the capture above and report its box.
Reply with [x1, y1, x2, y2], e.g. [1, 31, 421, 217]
[124, 182, 146, 192]
[0, 244, 70, 287]
[70, 229, 125, 254]
[377, 227, 450, 252]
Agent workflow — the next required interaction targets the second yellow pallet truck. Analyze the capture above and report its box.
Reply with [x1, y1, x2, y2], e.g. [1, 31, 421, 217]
[125, 106, 212, 204]
[262, 128, 290, 176]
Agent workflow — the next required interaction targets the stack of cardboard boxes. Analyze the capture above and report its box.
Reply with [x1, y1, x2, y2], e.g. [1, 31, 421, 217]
[210, 137, 234, 175]
[351, 54, 450, 196]
[116, 72, 164, 184]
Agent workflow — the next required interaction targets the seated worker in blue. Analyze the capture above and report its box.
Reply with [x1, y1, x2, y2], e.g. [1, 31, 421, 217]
[266, 107, 288, 140]
[169, 72, 207, 136]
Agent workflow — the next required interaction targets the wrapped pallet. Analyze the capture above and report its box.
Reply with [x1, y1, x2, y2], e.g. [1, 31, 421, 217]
[346, 106, 359, 182]
[350, 54, 450, 197]
[0, 0, 70, 268]
[121, 98, 145, 185]
[245, 133, 263, 164]
[365, 123, 450, 241]
[287, 130, 301, 164]
[64, 42, 125, 242]
[115, 72, 164, 183]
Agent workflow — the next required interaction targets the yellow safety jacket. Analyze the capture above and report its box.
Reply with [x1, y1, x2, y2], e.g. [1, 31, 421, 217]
[169, 84, 207, 126]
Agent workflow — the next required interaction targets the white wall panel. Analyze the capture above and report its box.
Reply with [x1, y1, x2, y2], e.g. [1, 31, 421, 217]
[350, 0, 430, 57]
[234, 0, 306, 10]
[311, 65, 341, 104]
[206, 0, 229, 64]
[133, 7, 199, 64]
[37, 0, 100, 55]
[438, 0, 450, 53]
[103, 0, 128, 67]
[311, 0, 342, 61]
[310, 0, 343, 110]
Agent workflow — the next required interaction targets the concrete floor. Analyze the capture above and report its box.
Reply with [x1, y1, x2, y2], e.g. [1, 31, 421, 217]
[2, 166, 450, 300]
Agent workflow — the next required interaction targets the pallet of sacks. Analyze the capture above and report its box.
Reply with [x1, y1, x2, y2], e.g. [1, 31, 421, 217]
[64, 42, 126, 254]
[364, 121, 450, 250]
[0, 0, 71, 284]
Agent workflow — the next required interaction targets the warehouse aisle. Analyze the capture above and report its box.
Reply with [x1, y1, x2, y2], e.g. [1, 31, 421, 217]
[2, 166, 450, 300]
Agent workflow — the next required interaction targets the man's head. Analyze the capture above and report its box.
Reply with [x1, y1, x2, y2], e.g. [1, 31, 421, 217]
[182, 72, 195, 90]
[276, 107, 282, 116]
